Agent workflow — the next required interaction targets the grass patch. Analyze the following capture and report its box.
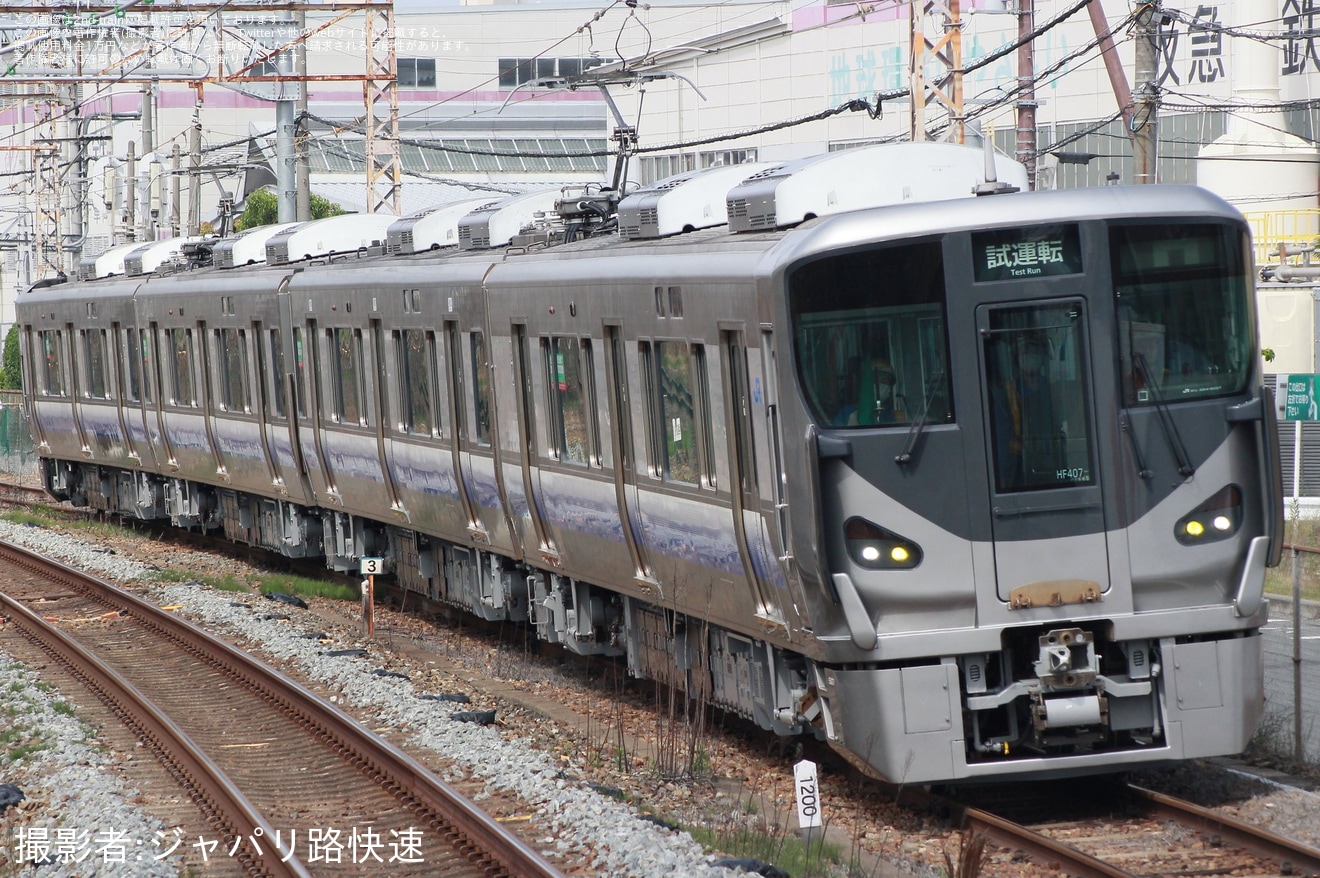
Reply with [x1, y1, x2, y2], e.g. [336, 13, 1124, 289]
[151, 567, 357, 602]
[1266, 514, 1320, 601]
[6, 741, 48, 762]
[687, 822, 843, 878]
[0, 509, 54, 528]
[257, 572, 357, 602]
[51, 701, 74, 717]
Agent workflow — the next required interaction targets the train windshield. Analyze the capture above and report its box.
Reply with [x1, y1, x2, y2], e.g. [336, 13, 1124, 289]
[788, 239, 952, 429]
[1111, 222, 1253, 407]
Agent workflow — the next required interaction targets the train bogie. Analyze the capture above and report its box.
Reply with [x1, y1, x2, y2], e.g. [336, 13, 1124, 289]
[19, 144, 1282, 784]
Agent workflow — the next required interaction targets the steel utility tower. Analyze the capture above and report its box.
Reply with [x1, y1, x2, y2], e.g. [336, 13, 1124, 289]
[909, 0, 964, 143]
[0, 1, 401, 275]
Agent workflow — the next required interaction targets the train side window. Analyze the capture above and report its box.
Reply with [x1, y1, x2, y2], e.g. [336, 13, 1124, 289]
[331, 327, 362, 425]
[445, 324, 466, 438]
[84, 329, 108, 399]
[399, 328, 433, 435]
[39, 330, 65, 397]
[218, 328, 249, 412]
[169, 328, 195, 406]
[139, 329, 154, 404]
[581, 339, 601, 466]
[547, 335, 589, 465]
[606, 328, 632, 472]
[470, 330, 492, 447]
[122, 326, 141, 403]
[693, 344, 715, 488]
[293, 327, 308, 419]
[652, 340, 697, 486]
[268, 328, 286, 418]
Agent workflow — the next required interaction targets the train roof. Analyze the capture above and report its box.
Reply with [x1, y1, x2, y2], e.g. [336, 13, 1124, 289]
[21, 183, 1246, 307]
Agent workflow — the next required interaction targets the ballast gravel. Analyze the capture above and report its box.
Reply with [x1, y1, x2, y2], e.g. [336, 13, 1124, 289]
[0, 651, 180, 877]
[0, 518, 744, 877]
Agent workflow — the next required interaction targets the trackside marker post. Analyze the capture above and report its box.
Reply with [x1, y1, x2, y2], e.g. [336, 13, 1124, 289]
[794, 759, 822, 843]
[360, 557, 383, 637]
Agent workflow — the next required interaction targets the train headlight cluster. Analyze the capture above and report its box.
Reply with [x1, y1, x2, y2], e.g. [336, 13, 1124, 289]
[1175, 485, 1242, 546]
[845, 518, 922, 569]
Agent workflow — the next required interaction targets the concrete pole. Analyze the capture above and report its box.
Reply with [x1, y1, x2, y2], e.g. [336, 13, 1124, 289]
[141, 81, 155, 238]
[1132, 0, 1160, 184]
[171, 144, 181, 238]
[125, 140, 136, 243]
[1016, 0, 1037, 189]
[295, 10, 310, 222]
[188, 106, 201, 236]
[276, 48, 296, 223]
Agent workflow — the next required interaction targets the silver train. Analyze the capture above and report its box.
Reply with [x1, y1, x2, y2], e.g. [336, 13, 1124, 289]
[18, 143, 1283, 783]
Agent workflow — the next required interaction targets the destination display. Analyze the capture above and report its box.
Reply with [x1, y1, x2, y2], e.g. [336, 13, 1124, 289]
[972, 224, 1082, 282]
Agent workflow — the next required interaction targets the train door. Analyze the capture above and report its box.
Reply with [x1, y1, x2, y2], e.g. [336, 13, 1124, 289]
[111, 322, 143, 465]
[603, 324, 651, 581]
[21, 329, 49, 452]
[511, 324, 555, 560]
[196, 321, 228, 479]
[369, 319, 405, 515]
[148, 323, 176, 467]
[444, 320, 483, 537]
[126, 325, 160, 469]
[976, 299, 1111, 605]
[721, 330, 784, 625]
[66, 324, 92, 454]
[275, 288, 316, 501]
[297, 319, 338, 501]
[245, 320, 285, 491]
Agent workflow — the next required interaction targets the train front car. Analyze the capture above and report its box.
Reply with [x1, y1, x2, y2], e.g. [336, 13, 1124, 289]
[773, 185, 1282, 783]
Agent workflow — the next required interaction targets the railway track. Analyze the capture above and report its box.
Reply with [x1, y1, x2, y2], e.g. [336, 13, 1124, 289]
[946, 778, 1320, 877]
[0, 536, 562, 878]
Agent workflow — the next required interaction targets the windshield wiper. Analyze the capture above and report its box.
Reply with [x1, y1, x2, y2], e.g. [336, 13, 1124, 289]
[895, 371, 945, 467]
[1132, 352, 1195, 477]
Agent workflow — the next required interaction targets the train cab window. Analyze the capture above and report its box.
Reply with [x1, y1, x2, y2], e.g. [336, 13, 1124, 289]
[218, 328, 250, 413]
[84, 329, 109, 399]
[788, 240, 952, 429]
[268, 329, 286, 418]
[545, 336, 598, 465]
[123, 327, 141, 403]
[38, 330, 65, 397]
[169, 329, 195, 406]
[398, 329, 434, 436]
[331, 328, 363, 425]
[1111, 223, 1252, 407]
[470, 331, 492, 447]
[984, 303, 1096, 494]
[646, 340, 698, 485]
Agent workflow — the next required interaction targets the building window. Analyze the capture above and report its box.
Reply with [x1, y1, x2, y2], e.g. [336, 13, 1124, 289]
[497, 57, 603, 88]
[398, 58, 436, 88]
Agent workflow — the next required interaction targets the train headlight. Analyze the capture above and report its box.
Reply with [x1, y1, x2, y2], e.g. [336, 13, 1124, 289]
[845, 518, 922, 570]
[1175, 485, 1242, 546]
